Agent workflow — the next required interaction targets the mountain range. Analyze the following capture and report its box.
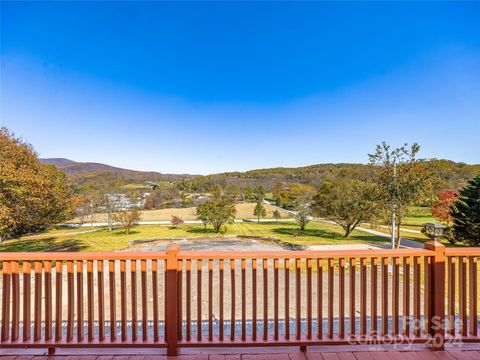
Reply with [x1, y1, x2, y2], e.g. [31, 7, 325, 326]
[41, 158, 480, 194]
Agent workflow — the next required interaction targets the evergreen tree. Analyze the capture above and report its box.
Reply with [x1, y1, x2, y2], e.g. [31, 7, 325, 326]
[451, 174, 480, 246]
[253, 200, 267, 223]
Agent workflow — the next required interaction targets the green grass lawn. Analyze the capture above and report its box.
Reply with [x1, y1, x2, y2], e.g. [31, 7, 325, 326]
[0, 220, 389, 252]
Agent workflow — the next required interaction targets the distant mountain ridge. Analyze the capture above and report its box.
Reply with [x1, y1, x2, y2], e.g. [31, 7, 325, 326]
[41, 157, 480, 192]
[40, 158, 192, 182]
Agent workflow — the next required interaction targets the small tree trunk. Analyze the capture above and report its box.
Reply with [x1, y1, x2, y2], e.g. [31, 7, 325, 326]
[396, 223, 402, 248]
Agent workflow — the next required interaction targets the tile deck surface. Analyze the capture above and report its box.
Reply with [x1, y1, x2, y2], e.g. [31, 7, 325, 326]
[1, 344, 479, 360]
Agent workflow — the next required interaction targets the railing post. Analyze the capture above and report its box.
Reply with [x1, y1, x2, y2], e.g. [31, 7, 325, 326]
[165, 245, 180, 356]
[424, 240, 445, 351]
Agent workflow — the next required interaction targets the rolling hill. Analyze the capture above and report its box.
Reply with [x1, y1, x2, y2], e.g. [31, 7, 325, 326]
[41, 158, 480, 194]
[40, 158, 192, 183]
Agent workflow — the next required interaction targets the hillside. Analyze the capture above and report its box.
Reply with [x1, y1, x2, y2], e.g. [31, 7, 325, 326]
[42, 158, 480, 194]
[40, 158, 193, 189]
[188, 159, 480, 192]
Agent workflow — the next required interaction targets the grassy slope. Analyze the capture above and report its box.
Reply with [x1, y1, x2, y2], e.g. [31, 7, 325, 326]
[0, 221, 388, 252]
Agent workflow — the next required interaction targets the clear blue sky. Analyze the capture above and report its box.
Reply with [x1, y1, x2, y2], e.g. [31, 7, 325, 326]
[1, 1, 479, 174]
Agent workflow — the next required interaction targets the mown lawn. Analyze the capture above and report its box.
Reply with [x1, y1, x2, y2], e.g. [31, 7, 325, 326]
[0, 220, 388, 252]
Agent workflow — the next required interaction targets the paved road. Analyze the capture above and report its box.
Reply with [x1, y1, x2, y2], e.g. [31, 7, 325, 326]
[264, 200, 424, 249]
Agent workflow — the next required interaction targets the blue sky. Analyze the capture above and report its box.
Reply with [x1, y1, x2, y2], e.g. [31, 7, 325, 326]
[1, 1, 479, 174]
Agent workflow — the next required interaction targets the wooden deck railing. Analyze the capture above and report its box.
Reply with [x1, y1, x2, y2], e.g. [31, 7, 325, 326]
[0, 241, 479, 355]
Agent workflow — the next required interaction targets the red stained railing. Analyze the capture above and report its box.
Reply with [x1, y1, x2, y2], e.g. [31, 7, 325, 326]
[1, 243, 479, 355]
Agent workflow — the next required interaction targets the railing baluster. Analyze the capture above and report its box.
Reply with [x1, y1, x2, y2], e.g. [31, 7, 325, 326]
[97, 260, 105, 342]
[177, 260, 182, 341]
[469, 256, 477, 336]
[360, 257, 367, 336]
[1, 261, 10, 341]
[197, 259, 202, 341]
[109, 260, 116, 341]
[284, 258, 290, 340]
[67, 260, 74, 342]
[424, 256, 431, 334]
[87, 260, 94, 342]
[392, 256, 399, 336]
[274, 258, 279, 340]
[317, 258, 323, 340]
[11, 261, 20, 342]
[185, 259, 191, 341]
[230, 259, 235, 341]
[131, 260, 138, 341]
[208, 259, 213, 341]
[77, 260, 84, 342]
[459, 256, 467, 336]
[23, 261, 31, 341]
[141, 259, 148, 342]
[219, 259, 224, 341]
[295, 258, 301, 340]
[328, 258, 333, 339]
[306, 258, 312, 340]
[44, 261, 52, 342]
[152, 259, 159, 342]
[413, 256, 421, 337]
[371, 257, 378, 337]
[447, 256, 455, 336]
[263, 258, 268, 341]
[402, 257, 410, 337]
[381, 257, 389, 336]
[54, 260, 62, 342]
[349, 257, 356, 337]
[120, 259, 127, 341]
[34, 261, 42, 341]
[252, 258, 257, 341]
[241, 258, 246, 341]
[339, 258, 345, 339]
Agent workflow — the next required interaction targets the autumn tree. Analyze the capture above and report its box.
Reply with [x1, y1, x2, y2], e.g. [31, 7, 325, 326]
[432, 189, 458, 224]
[253, 200, 267, 223]
[196, 202, 211, 229]
[451, 174, 480, 246]
[0, 127, 73, 241]
[312, 179, 378, 237]
[170, 215, 184, 228]
[277, 183, 316, 231]
[113, 208, 140, 235]
[196, 195, 237, 233]
[278, 183, 316, 209]
[272, 209, 281, 222]
[272, 182, 285, 206]
[243, 186, 254, 202]
[369, 142, 433, 248]
[254, 185, 265, 201]
[295, 200, 311, 231]
[103, 193, 119, 231]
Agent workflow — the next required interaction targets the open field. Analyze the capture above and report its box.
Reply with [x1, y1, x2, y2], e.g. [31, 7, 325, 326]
[139, 202, 292, 221]
[0, 220, 389, 252]
[68, 202, 293, 223]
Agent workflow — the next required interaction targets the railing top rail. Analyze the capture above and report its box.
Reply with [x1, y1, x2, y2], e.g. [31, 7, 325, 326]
[1, 247, 458, 262]
[445, 247, 480, 256]
[177, 248, 434, 260]
[0, 251, 167, 261]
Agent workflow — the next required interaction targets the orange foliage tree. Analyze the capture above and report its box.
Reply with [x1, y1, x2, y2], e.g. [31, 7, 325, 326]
[431, 189, 458, 224]
[0, 127, 73, 241]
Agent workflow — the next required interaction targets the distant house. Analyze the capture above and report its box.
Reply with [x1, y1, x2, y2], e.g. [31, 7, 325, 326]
[102, 193, 150, 210]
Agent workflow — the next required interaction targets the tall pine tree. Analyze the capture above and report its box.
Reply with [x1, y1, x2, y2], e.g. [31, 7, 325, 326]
[451, 174, 480, 246]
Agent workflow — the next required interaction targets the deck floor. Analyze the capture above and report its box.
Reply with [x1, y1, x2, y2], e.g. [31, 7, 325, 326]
[1, 344, 480, 360]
